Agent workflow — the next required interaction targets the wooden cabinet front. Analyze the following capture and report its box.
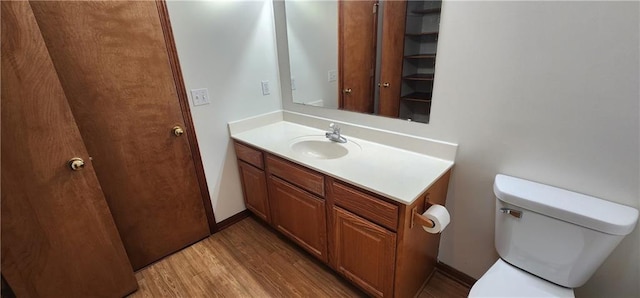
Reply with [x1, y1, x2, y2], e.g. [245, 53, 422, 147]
[268, 176, 328, 263]
[238, 161, 270, 223]
[332, 206, 397, 298]
[233, 142, 452, 297]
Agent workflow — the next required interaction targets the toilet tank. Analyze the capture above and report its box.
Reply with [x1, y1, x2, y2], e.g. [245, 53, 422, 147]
[493, 174, 638, 288]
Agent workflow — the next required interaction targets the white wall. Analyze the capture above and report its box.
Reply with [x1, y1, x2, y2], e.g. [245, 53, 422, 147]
[285, 0, 338, 108]
[166, 0, 282, 222]
[279, 1, 639, 296]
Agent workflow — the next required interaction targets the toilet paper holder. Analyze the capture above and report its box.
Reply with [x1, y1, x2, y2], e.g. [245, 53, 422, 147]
[411, 205, 435, 229]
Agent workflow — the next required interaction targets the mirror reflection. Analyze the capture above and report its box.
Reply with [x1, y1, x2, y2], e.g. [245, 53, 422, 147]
[285, 0, 442, 124]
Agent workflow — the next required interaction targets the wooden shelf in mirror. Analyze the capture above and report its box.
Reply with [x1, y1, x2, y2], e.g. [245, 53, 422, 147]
[412, 7, 441, 14]
[403, 74, 435, 81]
[405, 54, 436, 59]
[401, 92, 432, 103]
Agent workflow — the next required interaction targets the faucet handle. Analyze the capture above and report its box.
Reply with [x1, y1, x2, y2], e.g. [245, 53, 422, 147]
[329, 123, 339, 132]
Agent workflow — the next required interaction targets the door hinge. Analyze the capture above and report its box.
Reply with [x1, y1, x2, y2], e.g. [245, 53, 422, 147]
[373, 3, 378, 14]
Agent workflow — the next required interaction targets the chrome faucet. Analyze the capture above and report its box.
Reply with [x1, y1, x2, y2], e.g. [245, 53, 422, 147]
[325, 123, 347, 143]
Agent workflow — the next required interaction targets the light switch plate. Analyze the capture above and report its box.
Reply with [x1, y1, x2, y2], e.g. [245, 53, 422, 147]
[291, 77, 296, 90]
[190, 88, 210, 106]
[328, 70, 337, 82]
[261, 80, 270, 95]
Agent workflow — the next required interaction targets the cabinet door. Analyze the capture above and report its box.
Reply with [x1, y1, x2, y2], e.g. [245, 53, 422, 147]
[1, 1, 137, 296]
[332, 206, 396, 298]
[238, 161, 270, 222]
[29, 1, 210, 269]
[268, 176, 328, 262]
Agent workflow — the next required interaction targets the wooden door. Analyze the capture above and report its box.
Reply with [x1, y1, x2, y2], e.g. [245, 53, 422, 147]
[268, 177, 328, 263]
[339, 0, 378, 113]
[1, 1, 138, 296]
[378, 0, 407, 117]
[29, 1, 210, 270]
[332, 206, 396, 297]
[238, 161, 271, 223]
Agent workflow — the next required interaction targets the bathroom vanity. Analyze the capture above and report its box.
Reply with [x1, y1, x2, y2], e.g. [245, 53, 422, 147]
[229, 113, 456, 297]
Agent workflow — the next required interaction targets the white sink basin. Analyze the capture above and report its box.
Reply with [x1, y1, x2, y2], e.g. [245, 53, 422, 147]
[289, 135, 361, 160]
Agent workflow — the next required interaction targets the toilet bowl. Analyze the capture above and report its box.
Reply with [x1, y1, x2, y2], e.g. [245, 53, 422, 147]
[469, 174, 638, 297]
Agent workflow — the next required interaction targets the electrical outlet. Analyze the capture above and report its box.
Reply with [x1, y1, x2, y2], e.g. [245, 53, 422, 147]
[328, 70, 337, 82]
[190, 88, 210, 106]
[291, 77, 296, 90]
[261, 80, 270, 95]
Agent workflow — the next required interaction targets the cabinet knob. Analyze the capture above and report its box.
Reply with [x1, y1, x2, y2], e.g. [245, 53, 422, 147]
[343, 88, 352, 95]
[68, 157, 85, 171]
[382, 82, 390, 88]
[172, 126, 185, 137]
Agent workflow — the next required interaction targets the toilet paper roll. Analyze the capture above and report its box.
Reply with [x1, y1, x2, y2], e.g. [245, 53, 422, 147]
[422, 204, 450, 233]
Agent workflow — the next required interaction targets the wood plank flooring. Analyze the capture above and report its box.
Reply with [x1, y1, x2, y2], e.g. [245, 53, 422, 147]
[129, 216, 470, 297]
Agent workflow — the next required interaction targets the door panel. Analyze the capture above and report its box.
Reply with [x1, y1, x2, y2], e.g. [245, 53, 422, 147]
[29, 1, 210, 269]
[339, 0, 378, 113]
[239, 161, 270, 223]
[332, 207, 396, 297]
[1, 1, 137, 296]
[378, 0, 407, 117]
[269, 176, 328, 262]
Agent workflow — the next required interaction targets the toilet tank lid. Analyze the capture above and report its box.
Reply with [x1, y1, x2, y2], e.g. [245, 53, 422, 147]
[494, 174, 638, 235]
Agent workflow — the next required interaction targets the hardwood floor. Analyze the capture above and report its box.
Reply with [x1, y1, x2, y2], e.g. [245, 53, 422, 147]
[129, 216, 470, 297]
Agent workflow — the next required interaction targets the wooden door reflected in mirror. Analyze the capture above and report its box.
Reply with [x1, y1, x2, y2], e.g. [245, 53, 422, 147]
[284, 0, 442, 124]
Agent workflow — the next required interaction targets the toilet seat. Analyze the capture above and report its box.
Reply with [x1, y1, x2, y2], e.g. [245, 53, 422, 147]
[469, 259, 574, 298]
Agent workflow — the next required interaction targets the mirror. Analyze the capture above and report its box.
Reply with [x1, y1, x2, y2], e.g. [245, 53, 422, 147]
[283, 0, 442, 124]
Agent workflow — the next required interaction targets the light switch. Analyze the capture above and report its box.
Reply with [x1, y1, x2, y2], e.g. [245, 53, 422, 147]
[328, 70, 337, 82]
[190, 88, 210, 106]
[261, 80, 270, 95]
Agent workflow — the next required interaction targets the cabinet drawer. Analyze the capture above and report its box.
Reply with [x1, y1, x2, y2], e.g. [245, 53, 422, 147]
[234, 142, 264, 169]
[331, 182, 398, 231]
[266, 154, 324, 197]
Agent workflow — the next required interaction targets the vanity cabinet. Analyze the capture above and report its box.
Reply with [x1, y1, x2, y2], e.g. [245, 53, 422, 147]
[232, 140, 451, 297]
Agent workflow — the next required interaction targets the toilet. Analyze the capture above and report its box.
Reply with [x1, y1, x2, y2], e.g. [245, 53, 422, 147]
[469, 174, 638, 297]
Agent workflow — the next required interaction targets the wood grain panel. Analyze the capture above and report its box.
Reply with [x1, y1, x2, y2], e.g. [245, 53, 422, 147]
[234, 141, 265, 169]
[268, 177, 328, 263]
[378, 0, 407, 117]
[394, 170, 451, 298]
[238, 161, 271, 222]
[339, 0, 377, 113]
[332, 207, 396, 297]
[30, 1, 210, 270]
[330, 181, 399, 231]
[266, 154, 325, 197]
[1, 1, 137, 296]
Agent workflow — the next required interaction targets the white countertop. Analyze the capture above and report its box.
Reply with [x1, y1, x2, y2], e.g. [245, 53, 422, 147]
[230, 121, 454, 205]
